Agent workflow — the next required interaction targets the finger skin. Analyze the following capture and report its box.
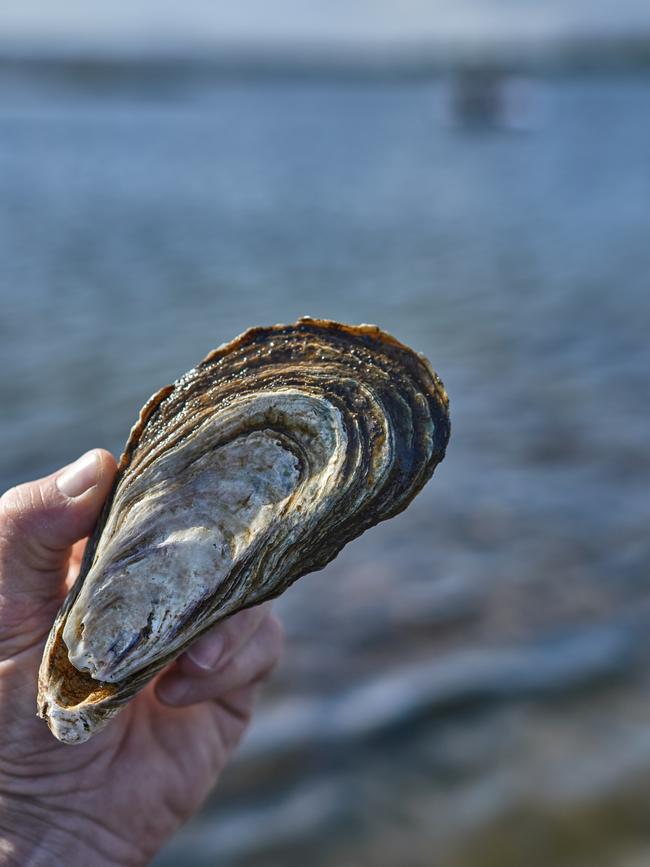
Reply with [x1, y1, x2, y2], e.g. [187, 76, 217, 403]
[0, 450, 116, 597]
[69, 538, 88, 573]
[176, 601, 274, 676]
[0, 450, 116, 652]
[211, 684, 259, 753]
[157, 612, 284, 707]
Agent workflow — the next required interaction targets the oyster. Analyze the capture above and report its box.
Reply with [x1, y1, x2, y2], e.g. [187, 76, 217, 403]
[38, 317, 450, 744]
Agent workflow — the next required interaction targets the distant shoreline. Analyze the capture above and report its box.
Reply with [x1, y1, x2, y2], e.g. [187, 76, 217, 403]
[2, 34, 650, 85]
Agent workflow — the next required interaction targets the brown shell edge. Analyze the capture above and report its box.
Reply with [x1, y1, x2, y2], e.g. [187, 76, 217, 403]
[119, 316, 449, 473]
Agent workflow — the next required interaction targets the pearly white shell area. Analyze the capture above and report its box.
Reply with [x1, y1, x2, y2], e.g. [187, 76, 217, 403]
[61, 389, 355, 684]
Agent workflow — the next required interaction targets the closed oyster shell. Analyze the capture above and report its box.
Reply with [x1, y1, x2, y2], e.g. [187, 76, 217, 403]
[38, 318, 450, 744]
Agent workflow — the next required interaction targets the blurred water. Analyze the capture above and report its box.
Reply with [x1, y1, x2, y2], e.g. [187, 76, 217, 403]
[1, 71, 650, 866]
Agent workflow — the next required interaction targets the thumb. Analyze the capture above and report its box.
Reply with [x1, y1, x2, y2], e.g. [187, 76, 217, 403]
[0, 450, 117, 614]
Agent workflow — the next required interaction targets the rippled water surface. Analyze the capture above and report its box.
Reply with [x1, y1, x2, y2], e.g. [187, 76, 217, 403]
[1, 71, 649, 866]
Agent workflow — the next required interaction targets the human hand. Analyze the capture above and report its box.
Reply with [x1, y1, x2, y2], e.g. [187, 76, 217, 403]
[0, 450, 284, 866]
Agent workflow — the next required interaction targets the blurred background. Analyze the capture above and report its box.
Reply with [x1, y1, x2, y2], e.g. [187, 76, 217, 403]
[2, 2, 650, 865]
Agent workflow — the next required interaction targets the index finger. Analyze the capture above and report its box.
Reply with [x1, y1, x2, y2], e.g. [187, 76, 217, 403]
[176, 601, 274, 676]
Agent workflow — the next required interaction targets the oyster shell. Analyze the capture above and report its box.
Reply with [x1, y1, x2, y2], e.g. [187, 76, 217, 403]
[38, 317, 450, 744]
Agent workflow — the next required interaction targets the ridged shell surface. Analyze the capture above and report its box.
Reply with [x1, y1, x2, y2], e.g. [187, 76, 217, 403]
[38, 318, 450, 743]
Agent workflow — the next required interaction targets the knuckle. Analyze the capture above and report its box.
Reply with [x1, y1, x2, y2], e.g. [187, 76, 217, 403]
[266, 614, 285, 655]
[0, 485, 32, 540]
[0, 482, 46, 533]
[224, 656, 244, 684]
[0, 485, 26, 526]
[214, 622, 234, 659]
[235, 604, 267, 632]
[269, 612, 285, 641]
[252, 659, 278, 686]
[221, 605, 262, 649]
[255, 616, 284, 677]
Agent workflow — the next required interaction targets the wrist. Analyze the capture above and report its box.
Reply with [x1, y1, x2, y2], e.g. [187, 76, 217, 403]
[0, 796, 144, 867]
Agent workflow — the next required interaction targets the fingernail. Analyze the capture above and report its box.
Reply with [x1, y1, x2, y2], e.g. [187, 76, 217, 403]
[157, 676, 189, 706]
[187, 633, 225, 671]
[56, 451, 101, 498]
